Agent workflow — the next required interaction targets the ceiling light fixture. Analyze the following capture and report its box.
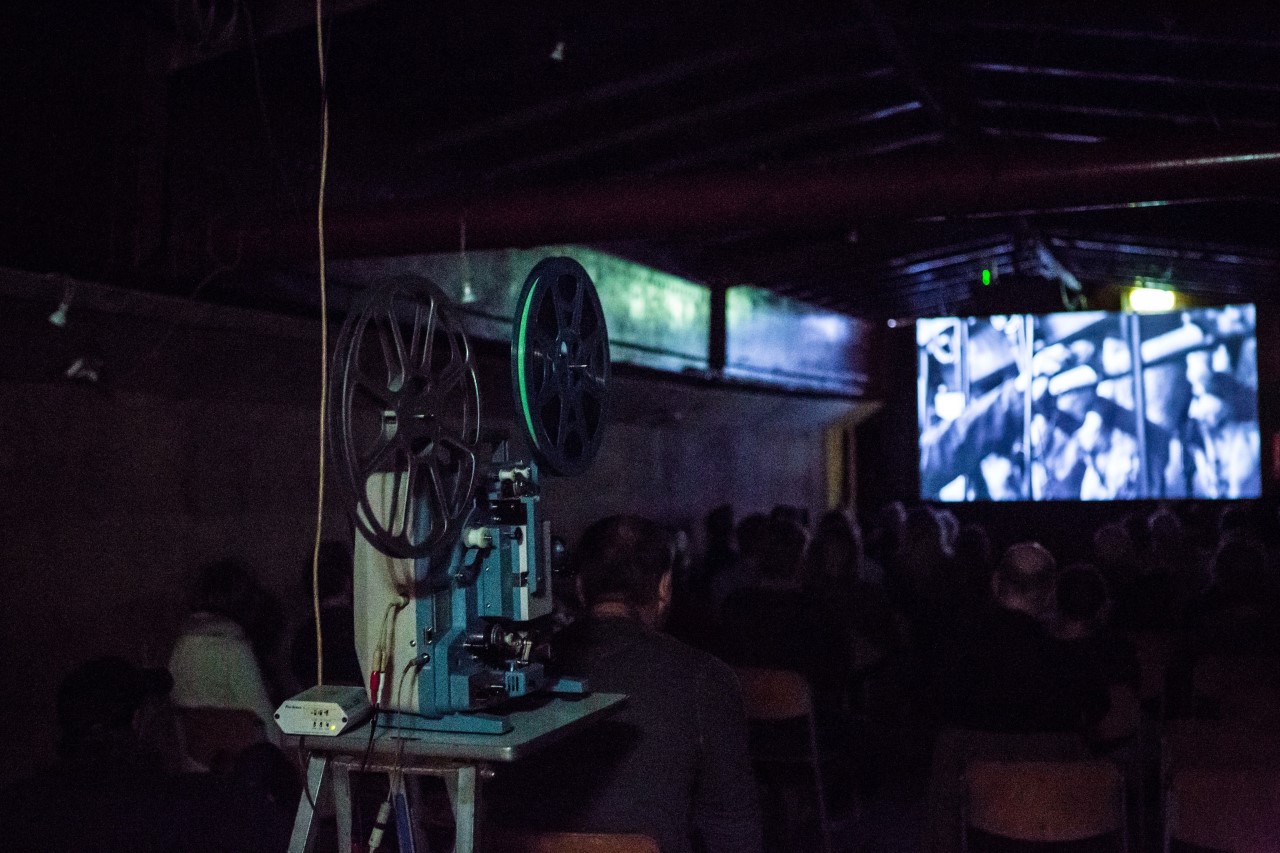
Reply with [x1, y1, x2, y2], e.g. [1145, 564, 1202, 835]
[1125, 281, 1178, 313]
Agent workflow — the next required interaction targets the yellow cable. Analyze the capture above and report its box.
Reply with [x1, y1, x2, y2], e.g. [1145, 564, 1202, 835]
[311, 0, 330, 688]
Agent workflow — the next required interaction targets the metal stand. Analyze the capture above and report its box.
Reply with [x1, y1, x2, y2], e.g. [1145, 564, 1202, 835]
[285, 693, 626, 853]
[289, 751, 484, 853]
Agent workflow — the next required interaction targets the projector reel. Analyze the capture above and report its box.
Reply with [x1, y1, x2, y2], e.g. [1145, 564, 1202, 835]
[511, 257, 611, 476]
[329, 276, 481, 558]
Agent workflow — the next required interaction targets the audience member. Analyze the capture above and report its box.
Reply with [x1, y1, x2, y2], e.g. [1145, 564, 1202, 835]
[935, 507, 961, 554]
[938, 542, 1098, 733]
[804, 510, 895, 664]
[1, 657, 284, 853]
[890, 507, 954, 668]
[1104, 516, 1177, 631]
[769, 503, 809, 530]
[489, 515, 763, 853]
[806, 509, 862, 594]
[1185, 538, 1279, 657]
[710, 511, 769, 614]
[290, 541, 362, 690]
[864, 500, 907, 569]
[695, 503, 735, 603]
[169, 559, 281, 749]
[1045, 564, 1139, 739]
[892, 507, 953, 606]
[720, 517, 852, 724]
[1, 657, 179, 852]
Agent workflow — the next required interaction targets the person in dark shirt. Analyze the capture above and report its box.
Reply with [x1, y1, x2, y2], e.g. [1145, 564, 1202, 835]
[489, 515, 764, 853]
[1185, 538, 1279, 657]
[1, 656, 287, 853]
[1045, 564, 1140, 740]
[719, 516, 853, 727]
[939, 542, 1096, 733]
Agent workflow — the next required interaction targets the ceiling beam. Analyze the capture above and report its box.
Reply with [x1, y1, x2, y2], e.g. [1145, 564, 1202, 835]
[207, 141, 1280, 265]
[413, 27, 874, 155]
[968, 62, 1280, 93]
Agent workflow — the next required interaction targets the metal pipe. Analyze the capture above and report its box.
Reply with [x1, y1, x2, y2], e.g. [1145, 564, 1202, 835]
[967, 63, 1280, 93]
[211, 144, 1280, 264]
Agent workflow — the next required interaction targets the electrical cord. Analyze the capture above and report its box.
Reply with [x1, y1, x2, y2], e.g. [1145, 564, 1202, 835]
[310, 0, 332, 690]
[361, 708, 380, 773]
[297, 736, 318, 811]
[368, 737, 408, 852]
[395, 657, 422, 713]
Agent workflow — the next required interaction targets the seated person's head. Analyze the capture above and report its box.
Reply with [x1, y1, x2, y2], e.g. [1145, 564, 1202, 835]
[1212, 539, 1266, 597]
[992, 542, 1057, 617]
[735, 513, 770, 562]
[954, 523, 995, 593]
[805, 514, 859, 587]
[954, 523, 992, 568]
[1219, 504, 1261, 545]
[759, 517, 808, 582]
[574, 515, 674, 627]
[705, 504, 735, 546]
[1148, 508, 1183, 549]
[935, 508, 960, 551]
[56, 656, 172, 758]
[194, 559, 259, 626]
[1092, 523, 1136, 574]
[902, 507, 947, 559]
[1122, 512, 1151, 553]
[769, 504, 808, 530]
[1055, 563, 1110, 633]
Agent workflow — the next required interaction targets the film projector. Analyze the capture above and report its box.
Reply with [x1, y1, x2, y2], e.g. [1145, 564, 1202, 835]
[280, 258, 624, 853]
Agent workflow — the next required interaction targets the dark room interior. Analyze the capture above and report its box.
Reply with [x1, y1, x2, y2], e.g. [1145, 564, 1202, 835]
[2, 2, 1279, 851]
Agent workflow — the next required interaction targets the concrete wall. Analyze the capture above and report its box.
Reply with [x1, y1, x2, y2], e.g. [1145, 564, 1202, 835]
[0, 272, 863, 783]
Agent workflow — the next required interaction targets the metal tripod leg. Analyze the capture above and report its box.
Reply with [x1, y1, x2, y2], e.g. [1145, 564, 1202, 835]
[288, 754, 332, 853]
[444, 764, 483, 853]
[334, 759, 354, 853]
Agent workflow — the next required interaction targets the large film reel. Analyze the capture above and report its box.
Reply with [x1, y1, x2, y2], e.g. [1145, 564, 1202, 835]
[330, 276, 481, 558]
[512, 258, 611, 476]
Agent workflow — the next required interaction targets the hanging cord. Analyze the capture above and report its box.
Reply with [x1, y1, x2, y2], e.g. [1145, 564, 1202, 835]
[369, 738, 409, 851]
[311, 0, 332, 688]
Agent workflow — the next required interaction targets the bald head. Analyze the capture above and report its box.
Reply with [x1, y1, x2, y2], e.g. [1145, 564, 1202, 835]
[993, 542, 1057, 615]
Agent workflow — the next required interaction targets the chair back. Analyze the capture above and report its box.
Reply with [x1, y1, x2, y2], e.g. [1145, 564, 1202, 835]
[1094, 683, 1141, 745]
[735, 667, 813, 721]
[1167, 767, 1280, 852]
[1130, 631, 1174, 705]
[175, 706, 265, 771]
[485, 830, 660, 853]
[1163, 719, 1280, 773]
[963, 760, 1124, 846]
[734, 667, 834, 853]
[1192, 656, 1280, 728]
[925, 729, 1089, 852]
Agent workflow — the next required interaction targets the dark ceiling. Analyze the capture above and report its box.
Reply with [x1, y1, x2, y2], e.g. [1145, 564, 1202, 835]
[4, 0, 1279, 319]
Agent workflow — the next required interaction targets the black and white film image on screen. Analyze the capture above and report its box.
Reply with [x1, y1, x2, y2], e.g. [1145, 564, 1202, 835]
[1144, 305, 1260, 499]
[917, 306, 1260, 502]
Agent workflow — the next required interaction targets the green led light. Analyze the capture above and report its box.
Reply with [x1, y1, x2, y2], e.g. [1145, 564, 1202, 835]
[981, 269, 992, 286]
